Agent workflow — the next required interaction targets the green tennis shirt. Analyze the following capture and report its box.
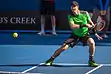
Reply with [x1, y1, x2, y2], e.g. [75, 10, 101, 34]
[68, 11, 91, 37]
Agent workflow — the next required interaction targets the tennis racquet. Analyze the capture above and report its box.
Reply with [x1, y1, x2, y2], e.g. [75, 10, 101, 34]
[95, 16, 105, 31]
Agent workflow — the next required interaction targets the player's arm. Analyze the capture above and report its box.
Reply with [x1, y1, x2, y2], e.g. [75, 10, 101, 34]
[68, 15, 86, 30]
[86, 12, 103, 40]
[69, 20, 80, 29]
[69, 20, 88, 29]
[86, 11, 95, 28]
[91, 24, 103, 40]
[85, 11, 97, 34]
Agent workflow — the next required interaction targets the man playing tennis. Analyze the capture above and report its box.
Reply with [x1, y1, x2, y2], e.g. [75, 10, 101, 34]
[45, 1, 103, 67]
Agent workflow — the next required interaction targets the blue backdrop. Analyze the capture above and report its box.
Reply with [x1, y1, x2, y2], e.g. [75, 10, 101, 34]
[0, 0, 98, 11]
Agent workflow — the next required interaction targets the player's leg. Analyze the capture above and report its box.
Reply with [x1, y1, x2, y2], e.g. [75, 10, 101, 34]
[100, 10, 107, 38]
[48, 1, 57, 35]
[38, 1, 46, 35]
[101, 16, 108, 38]
[51, 15, 56, 35]
[45, 43, 69, 66]
[101, 7, 110, 38]
[45, 34, 79, 66]
[38, 15, 45, 35]
[87, 37, 98, 67]
[92, 8, 100, 24]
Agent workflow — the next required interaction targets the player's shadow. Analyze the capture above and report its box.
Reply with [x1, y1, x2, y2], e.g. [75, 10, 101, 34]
[0, 63, 94, 67]
[40, 64, 90, 67]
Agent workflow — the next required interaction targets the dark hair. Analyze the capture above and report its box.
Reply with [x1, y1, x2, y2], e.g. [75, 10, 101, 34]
[71, 1, 79, 7]
[70, 1, 79, 16]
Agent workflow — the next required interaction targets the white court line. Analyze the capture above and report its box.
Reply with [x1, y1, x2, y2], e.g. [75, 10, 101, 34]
[21, 63, 44, 73]
[85, 64, 103, 74]
[0, 71, 43, 74]
[22, 66, 37, 73]
[21, 63, 111, 73]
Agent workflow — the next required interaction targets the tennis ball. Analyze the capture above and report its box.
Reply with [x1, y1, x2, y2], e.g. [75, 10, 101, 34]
[13, 32, 18, 38]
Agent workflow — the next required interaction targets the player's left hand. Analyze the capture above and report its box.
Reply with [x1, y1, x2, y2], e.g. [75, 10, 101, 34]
[95, 33, 103, 40]
[85, 24, 91, 28]
[86, 24, 95, 29]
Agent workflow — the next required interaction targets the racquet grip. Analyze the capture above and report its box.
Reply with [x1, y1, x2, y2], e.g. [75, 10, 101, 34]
[80, 25, 87, 28]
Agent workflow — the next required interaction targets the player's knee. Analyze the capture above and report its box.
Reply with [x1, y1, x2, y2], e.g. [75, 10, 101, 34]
[89, 41, 95, 47]
[87, 38, 95, 46]
[61, 45, 69, 51]
[90, 42, 95, 46]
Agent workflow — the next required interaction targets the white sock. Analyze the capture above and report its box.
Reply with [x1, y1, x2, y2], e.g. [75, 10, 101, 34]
[41, 24, 45, 32]
[52, 25, 56, 32]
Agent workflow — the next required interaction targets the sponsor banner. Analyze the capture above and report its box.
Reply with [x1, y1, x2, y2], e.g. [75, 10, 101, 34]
[0, 11, 110, 30]
[0, 16, 36, 25]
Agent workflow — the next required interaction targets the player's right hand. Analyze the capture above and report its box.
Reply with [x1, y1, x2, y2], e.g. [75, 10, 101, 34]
[85, 24, 94, 29]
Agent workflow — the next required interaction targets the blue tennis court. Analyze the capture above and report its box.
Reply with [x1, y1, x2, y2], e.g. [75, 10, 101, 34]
[0, 30, 111, 74]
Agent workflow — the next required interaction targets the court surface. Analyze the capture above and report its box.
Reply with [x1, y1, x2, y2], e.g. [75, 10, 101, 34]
[0, 30, 111, 74]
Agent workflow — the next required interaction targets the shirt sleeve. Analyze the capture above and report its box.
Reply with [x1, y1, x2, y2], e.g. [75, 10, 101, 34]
[86, 11, 92, 23]
[68, 14, 74, 24]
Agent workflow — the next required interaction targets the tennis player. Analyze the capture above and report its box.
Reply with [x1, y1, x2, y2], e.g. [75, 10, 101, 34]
[45, 1, 103, 67]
